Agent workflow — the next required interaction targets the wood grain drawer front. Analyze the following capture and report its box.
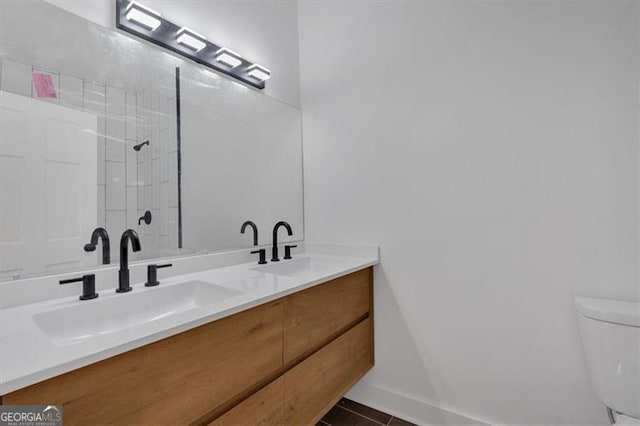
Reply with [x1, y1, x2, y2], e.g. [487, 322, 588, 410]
[3, 301, 284, 426]
[209, 377, 285, 426]
[284, 318, 373, 426]
[283, 268, 371, 364]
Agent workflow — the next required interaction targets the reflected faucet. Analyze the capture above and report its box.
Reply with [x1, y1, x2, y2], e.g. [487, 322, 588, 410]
[84, 227, 110, 264]
[117, 229, 142, 293]
[271, 221, 292, 262]
[241, 220, 259, 246]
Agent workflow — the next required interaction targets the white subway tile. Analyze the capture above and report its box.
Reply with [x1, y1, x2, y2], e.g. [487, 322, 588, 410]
[168, 151, 178, 184]
[159, 128, 169, 163]
[138, 158, 149, 186]
[106, 161, 126, 211]
[151, 158, 160, 209]
[160, 182, 169, 235]
[168, 181, 178, 208]
[1, 60, 32, 97]
[83, 82, 106, 114]
[126, 142, 138, 187]
[106, 116, 126, 162]
[59, 74, 83, 108]
[160, 143, 168, 183]
[126, 187, 138, 228]
[97, 138, 105, 185]
[97, 185, 106, 227]
[125, 90, 137, 139]
[150, 123, 160, 159]
[168, 207, 178, 248]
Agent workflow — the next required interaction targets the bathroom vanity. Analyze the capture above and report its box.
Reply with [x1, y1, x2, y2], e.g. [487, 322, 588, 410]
[0, 3, 375, 424]
[0, 247, 377, 425]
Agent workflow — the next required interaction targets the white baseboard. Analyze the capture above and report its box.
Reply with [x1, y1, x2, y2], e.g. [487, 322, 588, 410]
[346, 381, 492, 426]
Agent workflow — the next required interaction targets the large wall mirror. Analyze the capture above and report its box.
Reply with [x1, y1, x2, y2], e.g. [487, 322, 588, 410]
[0, 1, 303, 281]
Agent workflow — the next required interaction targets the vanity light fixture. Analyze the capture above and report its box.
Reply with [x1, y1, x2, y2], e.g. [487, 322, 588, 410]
[125, 1, 162, 31]
[215, 48, 243, 68]
[177, 27, 207, 52]
[247, 64, 271, 82]
[116, 0, 269, 89]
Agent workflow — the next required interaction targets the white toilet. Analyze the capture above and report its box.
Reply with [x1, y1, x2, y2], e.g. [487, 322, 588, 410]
[575, 297, 640, 424]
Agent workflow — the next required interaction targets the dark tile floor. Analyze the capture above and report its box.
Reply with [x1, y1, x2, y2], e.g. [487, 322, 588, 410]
[318, 398, 416, 426]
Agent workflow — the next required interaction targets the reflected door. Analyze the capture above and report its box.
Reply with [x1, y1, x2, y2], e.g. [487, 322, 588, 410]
[0, 91, 97, 280]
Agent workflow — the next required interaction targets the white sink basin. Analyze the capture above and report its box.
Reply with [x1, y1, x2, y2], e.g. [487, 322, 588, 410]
[252, 256, 346, 278]
[32, 280, 242, 346]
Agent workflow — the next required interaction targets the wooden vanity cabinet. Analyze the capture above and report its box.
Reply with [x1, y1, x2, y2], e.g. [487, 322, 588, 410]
[2, 267, 374, 425]
[283, 268, 371, 364]
[284, 318, 372, 425]
[3, 301, 284, 425]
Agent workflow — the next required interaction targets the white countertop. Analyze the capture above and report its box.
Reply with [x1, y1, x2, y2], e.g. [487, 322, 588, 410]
[0, 245, 378, 394]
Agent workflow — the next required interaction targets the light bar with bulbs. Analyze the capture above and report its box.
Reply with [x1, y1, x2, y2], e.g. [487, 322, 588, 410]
[247, 64, 271, 82]
[215, 48, 243, 68]
[115, 0, 271, 89]
[176, 28, 207, 52]
[125, 1, 162, 31]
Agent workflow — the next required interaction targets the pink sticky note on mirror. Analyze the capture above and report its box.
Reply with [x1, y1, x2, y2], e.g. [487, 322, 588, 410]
[32, 72, 58, 99]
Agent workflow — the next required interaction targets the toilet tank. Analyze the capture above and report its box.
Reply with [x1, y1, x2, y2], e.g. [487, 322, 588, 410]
[574, 297, 640, 418]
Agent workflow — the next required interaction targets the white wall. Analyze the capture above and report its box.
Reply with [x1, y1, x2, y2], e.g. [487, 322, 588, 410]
[44, 0, 301, 107]
[299, 1, 639, 424]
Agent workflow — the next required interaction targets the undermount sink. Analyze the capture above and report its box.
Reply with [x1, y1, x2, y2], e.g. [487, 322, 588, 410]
[32, 281, 242, 346]
[252, 256, 346, 278]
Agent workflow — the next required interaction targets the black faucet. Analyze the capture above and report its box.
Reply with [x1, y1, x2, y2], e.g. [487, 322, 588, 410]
[241, 220, 259, 246]
[271, 221, 292, 262]
[117, 229, 142, 293]
[84, 227, 110, 264]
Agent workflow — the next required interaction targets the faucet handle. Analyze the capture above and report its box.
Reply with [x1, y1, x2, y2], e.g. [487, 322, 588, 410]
[145, 263, 173, 287]
[251, 249, 267, 265]
[284, 245, 298, 260]
[60, 274, 99, 300]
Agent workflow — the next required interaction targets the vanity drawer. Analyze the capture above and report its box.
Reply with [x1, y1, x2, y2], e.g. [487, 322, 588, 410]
[283, 267, 371, 364]
[3, 301, 284, 425]
[210, 317, 372, 426]
[284, 317, 373, 425]
[209, 377, 286, 426]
